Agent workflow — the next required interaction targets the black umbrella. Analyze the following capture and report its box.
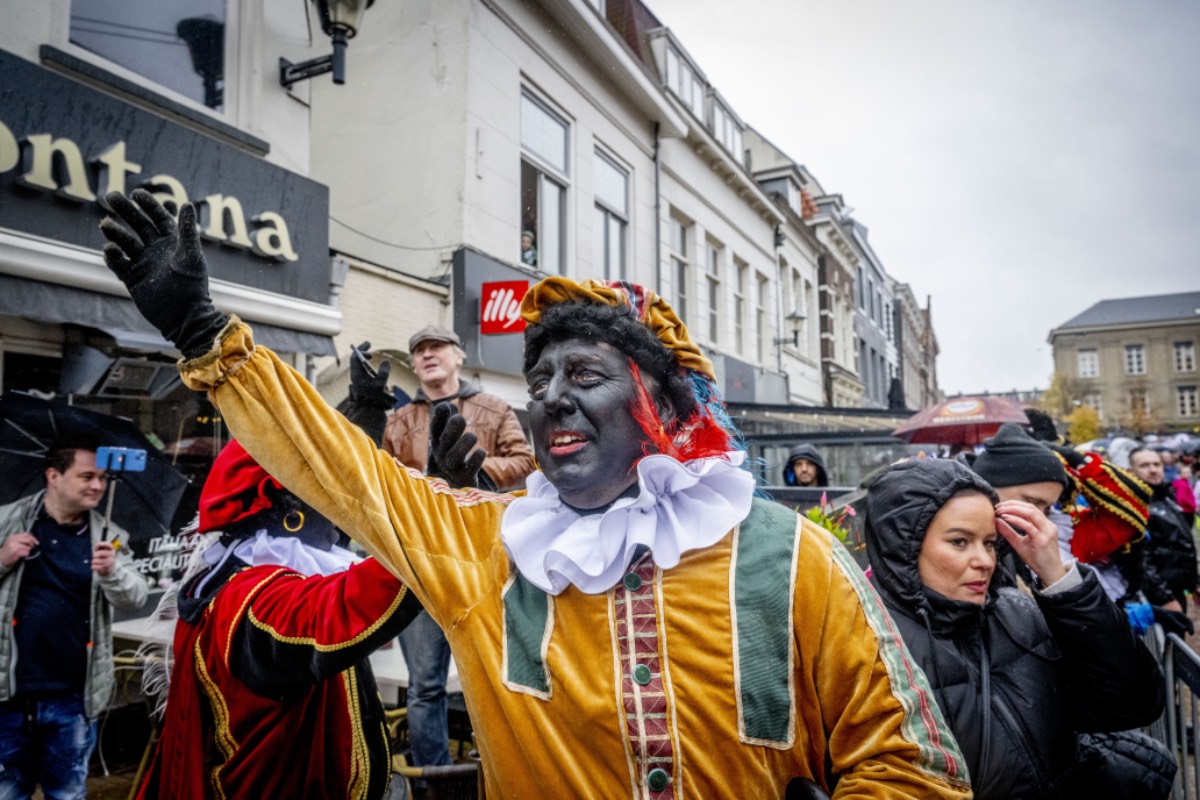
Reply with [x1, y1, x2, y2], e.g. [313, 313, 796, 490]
[0, 392, 187, 541]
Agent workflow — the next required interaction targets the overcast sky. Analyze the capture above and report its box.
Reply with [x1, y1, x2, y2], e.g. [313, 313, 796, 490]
[647, 0, 1200, 397]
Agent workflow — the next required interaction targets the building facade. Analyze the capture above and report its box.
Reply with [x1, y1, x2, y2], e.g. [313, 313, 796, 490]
[2, 0, 942, 507]
[894, 282, 939, 410]
[0, 2, 346, 553]
[1049, 292, 1200, 430]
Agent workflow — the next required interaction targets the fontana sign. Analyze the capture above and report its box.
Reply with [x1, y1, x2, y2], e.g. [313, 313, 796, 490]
[0, 124, 298, 263]
[0, 49, 331, 305]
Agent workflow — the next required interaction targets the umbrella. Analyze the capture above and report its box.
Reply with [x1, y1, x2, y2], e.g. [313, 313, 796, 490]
[892, 396, 1030, 447]
[0, 392, 187, 540]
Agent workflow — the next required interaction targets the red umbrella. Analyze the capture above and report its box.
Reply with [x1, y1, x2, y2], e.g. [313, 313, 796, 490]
[892, 396, 1030, 447]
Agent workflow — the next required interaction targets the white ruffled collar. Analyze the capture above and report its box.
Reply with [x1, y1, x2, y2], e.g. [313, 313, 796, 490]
[200, 530, 359, 589]
[501, 452, 755, 595]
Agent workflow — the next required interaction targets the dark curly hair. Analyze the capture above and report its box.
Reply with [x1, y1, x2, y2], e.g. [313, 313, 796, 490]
[523, 300, 698, 420]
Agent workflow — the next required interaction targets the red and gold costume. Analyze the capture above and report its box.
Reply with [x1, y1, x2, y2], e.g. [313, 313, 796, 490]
[137, 442, 422, 800]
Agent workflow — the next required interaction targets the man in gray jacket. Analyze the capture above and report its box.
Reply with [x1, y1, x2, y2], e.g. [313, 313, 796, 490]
[0, 440, 148, 800]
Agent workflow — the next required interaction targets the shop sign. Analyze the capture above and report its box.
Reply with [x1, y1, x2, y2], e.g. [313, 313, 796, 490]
[0, 49, 331, 305]
[480, 280, 528, 334]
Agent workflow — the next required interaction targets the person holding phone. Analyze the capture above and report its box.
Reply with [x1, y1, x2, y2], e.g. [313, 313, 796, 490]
[0, 438, 148, 800]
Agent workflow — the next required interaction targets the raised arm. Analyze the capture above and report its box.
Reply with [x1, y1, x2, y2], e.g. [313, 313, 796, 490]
[98, 191, 510, 624]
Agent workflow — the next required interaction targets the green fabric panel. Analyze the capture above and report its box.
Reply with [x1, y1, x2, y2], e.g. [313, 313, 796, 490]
[734, 497, 798, 744]
[503, 572, 551, 695]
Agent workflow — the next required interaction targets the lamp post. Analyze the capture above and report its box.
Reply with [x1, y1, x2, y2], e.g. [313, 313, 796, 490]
[280, 0, 375, 87]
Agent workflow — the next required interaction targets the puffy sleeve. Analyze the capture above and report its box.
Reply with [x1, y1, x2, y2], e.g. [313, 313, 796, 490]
[797, 525, 972, 799]
[228, 559, 423, 697]
[178, 319, 516, 629]
[1037, 564, 1165, 731]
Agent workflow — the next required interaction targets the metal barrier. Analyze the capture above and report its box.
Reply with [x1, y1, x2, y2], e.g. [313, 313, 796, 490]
[1160, 631, 1200, 799]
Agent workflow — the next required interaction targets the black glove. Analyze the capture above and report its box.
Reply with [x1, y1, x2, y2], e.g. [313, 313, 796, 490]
[335, 342, 394, 447]
[1047, 443, 1087, 470]
[1152, 605, 1195, 636]
[98, 190, 228, 359]
[348, 342, 394, 409]
[426, 401, 487, 490]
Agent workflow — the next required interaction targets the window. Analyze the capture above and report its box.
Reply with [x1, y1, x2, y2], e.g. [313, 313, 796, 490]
[712, 103, 743, 161]
[593, 151, 628, 280]
[1077, 349, 1099, 379]
[1124, 344, 1146, 375]
[69, 0, 228, 111]
[668, 215, 689, 322]
[705, 241, 722, 343]
[755, 272, 768, 364]
[664, 48, 705, 118]
[856, 267, 865, 309]
[1175, 342, 1196, 372]
[1179, 386, 1199, 418]
[520, 92, 569, 274]
[733, 261, 747, 354]
[1084, 393, 1103, 417]
[1128, 389, 1149, 414]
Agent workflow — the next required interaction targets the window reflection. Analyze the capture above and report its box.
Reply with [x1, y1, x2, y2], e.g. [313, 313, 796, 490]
[70, 0, 226, 111]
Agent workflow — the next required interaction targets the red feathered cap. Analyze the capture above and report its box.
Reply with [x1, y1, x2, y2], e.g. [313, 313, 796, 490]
[198, 440, 283, 533]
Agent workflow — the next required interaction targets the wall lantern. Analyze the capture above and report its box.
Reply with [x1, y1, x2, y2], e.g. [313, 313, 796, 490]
[280, 0, 374, 87]
[774, 310, 807, 349]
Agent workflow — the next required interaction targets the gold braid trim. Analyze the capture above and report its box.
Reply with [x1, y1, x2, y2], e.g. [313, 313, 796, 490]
[194, 638, 237, 799]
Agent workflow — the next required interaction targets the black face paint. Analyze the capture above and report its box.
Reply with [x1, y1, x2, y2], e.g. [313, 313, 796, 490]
[527, 339, 655, 510]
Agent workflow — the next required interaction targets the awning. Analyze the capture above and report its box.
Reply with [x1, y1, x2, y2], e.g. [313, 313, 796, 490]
[0, 273, 336, 356]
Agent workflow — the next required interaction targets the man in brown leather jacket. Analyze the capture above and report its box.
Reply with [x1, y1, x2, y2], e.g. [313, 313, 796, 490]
[381, 324, 534, 786]
[383, 325, 534, 492]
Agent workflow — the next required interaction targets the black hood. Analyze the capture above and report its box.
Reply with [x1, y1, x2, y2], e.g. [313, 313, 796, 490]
[864, 459, 999, 623]
[783, 443, 828, 486]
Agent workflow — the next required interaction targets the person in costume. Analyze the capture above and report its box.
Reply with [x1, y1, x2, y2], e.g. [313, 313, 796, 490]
[864, 458, 1167, 799]
[135, 350, 426, 800]
[100, 189, 970, 799]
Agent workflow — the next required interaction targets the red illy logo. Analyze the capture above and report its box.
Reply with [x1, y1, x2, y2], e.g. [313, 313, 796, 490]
[480, 280, 529, 334]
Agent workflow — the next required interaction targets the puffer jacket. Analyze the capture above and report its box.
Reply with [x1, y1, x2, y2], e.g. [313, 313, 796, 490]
[865, 460, 1164, 799]
[0, 491, 149, 718]
[383, 380, 535, 491]
[1143, 483, 1198, 604]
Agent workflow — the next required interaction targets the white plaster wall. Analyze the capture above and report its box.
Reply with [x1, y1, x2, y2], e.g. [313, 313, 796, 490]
[310, 0, 472, 280]
[659, 137, 777, 365]
[461, 0, 658, 283]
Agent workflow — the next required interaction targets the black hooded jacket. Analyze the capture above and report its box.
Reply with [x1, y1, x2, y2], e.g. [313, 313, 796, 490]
[783, 443, 828, 486]
[865, 460, 1164, 799]
[1143, 482, 1199, 604]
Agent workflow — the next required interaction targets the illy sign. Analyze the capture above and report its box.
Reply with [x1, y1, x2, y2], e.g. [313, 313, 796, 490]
[480, 280, 528, 334]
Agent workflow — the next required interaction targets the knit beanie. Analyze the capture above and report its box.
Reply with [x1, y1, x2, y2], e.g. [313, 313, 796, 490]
[971, 422, 1070, 490]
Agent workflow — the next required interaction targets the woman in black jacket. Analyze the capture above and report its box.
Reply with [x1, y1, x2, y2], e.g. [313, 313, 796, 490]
[865, 459, 1166, 799]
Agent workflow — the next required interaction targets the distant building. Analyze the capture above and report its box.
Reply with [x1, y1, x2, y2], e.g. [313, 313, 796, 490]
[1049, 291, 1200, 429]
[894, 284, 940, 410]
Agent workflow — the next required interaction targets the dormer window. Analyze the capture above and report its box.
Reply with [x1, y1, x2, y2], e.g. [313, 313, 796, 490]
[665, 48, 705, 118]
[712, 103, 743, 162]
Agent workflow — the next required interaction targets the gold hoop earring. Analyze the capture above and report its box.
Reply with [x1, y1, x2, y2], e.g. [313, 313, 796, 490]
[283, 510, 305, 532]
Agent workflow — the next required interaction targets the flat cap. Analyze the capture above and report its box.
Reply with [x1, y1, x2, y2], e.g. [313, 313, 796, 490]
[408, 324, 461, 353]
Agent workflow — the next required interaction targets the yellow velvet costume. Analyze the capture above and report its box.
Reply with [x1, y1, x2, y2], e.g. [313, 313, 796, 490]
[178, 319, 970, 800]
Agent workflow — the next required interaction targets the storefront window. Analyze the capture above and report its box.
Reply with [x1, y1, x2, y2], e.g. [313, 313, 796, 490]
[1, 339, 224, 597]
[70, 0, 227, 110]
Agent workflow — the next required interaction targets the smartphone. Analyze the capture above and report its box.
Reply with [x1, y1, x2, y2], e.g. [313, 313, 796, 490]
[95, 446, 147, 472]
